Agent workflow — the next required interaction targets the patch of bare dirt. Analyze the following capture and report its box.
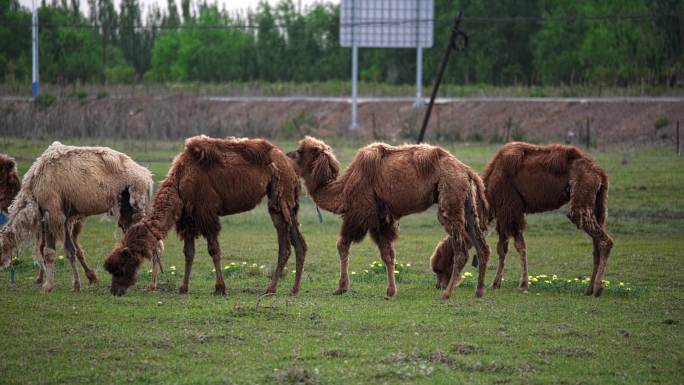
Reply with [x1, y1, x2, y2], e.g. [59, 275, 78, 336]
[2, 96, 682, 144]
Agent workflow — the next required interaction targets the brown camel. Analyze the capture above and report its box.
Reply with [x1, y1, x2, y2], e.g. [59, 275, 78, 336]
[0, 154, 21, 213]
[430, 141, 613, 297]
[0, 142, 156, 293]
[287, 136, 490, 299]
[104, 135, 307, 296]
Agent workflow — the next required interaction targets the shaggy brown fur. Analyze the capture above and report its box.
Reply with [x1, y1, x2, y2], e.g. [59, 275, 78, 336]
[0, 154, 21, 213]
[0, 142, 155, 293]
[430, 141, 613, 297]
[104, 135, 307, 296]
[288, 137, 490, 299]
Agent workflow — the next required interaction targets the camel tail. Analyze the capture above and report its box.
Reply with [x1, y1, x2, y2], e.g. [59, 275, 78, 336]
[0, 191, 41, 267]
[467, 170, 489, 233]
[594, 172, 609, 226]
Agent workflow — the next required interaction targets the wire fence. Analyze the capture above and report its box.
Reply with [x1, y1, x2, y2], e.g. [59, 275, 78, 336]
[24, 13, 681, 31]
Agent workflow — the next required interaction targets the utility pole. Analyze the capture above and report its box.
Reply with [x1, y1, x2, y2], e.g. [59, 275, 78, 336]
[32, 0, 39, 99]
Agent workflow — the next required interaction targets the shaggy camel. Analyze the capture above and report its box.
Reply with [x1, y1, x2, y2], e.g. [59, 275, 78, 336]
[0, 154, 21, 213]
[0, 142, 156, 293]
[287, 137, 490, 299]
[0, 154, 100, 286]
[430, 141, 613, 297]
[104, 135, 307, 296]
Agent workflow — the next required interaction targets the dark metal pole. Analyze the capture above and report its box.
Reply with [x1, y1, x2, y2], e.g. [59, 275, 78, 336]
[677, 120, 681, 157]
[417, 10, 467, 144]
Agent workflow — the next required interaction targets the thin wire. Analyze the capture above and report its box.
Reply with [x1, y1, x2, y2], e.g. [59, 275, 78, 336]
[29, 13, 680, 31]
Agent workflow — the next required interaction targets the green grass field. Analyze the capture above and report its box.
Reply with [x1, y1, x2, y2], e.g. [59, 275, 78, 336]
[0, 138, 682, 384]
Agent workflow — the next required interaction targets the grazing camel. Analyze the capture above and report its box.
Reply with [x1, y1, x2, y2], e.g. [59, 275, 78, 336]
[0, 154, 21, 214]
[430, 141, 613, 297]
[104, 135, 307, 297]
[0, 142, 156, 293]
[287, 136, 490, 300]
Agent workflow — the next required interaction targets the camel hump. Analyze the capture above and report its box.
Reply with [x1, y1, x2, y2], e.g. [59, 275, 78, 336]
[536, 144, 584, 173]
[185, 135, 274, 168]
[238, 138, 275, 166]
[413, 146, 447, 175]
[354, 144, 386, 177]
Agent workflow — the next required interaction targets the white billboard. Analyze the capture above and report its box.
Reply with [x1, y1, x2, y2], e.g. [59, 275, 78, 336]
[340, 0, 434, 48]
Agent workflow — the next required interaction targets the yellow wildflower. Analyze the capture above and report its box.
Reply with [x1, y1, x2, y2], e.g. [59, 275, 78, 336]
[463, 272, 473, 277]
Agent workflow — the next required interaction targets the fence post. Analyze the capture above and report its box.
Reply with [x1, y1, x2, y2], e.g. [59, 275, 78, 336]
[677, 120, 681, 157]
[505, 117, 512, 142]
[585, 117, 591, 148]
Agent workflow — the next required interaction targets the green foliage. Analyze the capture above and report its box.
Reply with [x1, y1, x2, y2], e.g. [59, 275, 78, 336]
[67, 90, 88, 99]
[655, 116, 670, 130]
[34, 93, 56, 108]
[105, 63, 136, 83]
[279, 111, 317, 139]
[1, 0, 682, 86]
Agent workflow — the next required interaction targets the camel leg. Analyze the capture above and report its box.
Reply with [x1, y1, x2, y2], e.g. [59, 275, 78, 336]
[513, 232, 529, 290]
[264, 211, 292, 295]
[178, 237, 195, 294]
[441, 237, 469, 300]
[567, 169, 614, 297]
[64, 224, 81, 292]
[491, 233, 509, 289]
[146, 246, 160, 292]
[370, 221, 399, 299]
[379, 241, 397, 299]
[34, 235, 45, 284]
[41, 226, 57, 293]
[334, 236, 352, 295]
[569, 213, 613, 297]
[288, 216, 307, 295]
[207, 235, 226, 296]
[585, 238, 601, 295]
[71, 221, 97, 284]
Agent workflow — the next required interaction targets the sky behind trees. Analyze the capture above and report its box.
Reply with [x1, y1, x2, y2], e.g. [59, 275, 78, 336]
[17, 0, 333, 16]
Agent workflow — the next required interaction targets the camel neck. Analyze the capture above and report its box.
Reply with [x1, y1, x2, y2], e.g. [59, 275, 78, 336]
[308, 176, 345, 215]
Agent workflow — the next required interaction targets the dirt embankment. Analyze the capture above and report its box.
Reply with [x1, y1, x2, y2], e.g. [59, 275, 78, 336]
[1, 96, 682, 144]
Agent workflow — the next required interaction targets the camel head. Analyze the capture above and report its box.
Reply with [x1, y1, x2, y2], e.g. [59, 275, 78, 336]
[287, 136, 340, 192]
[104, 222, 154, 295]
[430, 238, 454, 290]
[0, 155, 20, 213]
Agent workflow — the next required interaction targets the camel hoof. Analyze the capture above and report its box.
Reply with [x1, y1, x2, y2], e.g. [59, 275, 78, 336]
[178, 286, 188, 294]
[144, 286, 157, 293]
[593, 287, 604, 297]
[475, 287, 486, 298]
[289, 287, 300, 296]
[86, 273, 98, 284]
[441, 291, 451, 300]
[213, 286, 226, 296]
[72, 284, 81, 292]
[584, 286, 594, 296]
[34, 276, 43, 284]
[492, 281, 502, 289]
[41, 284, 54, 293]
[333, 288, 347, 295]
[385, 287, 396, 299]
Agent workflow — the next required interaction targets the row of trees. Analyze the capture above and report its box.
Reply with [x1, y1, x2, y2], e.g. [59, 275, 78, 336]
[0, 0, 682, 86]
